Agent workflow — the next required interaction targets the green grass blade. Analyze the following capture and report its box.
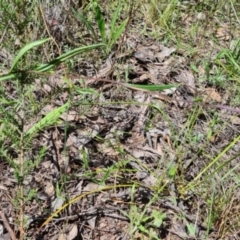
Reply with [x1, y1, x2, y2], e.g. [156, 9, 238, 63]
[110, 18, 128, 48]
[110, 1, 121, 34]
[186, 133, 240, 190]
[35, 43, 104, 72]
[10, 38, 51, 72]
[25, 101, 70, 137]
[232, 39, 240, 60]
[0, 73, 17, 82]
[95, 3, 106, 43]
[74, 86, 99, 95]
[72, 9, 98, 41]
[226, 52, 240, 72]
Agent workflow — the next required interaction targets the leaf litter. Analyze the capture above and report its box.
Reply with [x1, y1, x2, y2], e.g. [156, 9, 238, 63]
[1, 1, 240, 240]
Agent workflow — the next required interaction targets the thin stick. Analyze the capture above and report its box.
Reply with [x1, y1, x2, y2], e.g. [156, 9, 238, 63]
[0, 211, 17, 240]
[39, 4, 61, 56]
[19, 130, 25, 240]
[0, 22, 9, 47]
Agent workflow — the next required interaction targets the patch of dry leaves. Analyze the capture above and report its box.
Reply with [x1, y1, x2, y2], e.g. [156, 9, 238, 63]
[1, 3, 240, 240]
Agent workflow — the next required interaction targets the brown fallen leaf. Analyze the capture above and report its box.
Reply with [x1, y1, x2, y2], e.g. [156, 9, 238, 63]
[176, 69, 196, 93]
[44, 182, 55, 197]
[156, 45, 176, 62]
[216, 25, 231, 41]
[67, 224, 78, 240]
[204, 88, 222, 102]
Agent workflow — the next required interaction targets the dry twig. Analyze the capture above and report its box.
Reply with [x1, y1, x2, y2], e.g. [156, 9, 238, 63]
[0, 211, 17, 240]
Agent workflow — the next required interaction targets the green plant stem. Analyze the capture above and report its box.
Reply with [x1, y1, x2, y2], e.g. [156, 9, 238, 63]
[186, 133, 240, 191]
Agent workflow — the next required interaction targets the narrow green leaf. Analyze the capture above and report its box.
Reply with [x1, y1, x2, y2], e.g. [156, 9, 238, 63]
[110, 18, 128, 48]
[82, 147, 89, 170]
[72, 9, 98, 41]
[226, 52, 240, 72]
[74, 86, 99, 95]
[187, 223, 195, 236]
[0, 73, 17, 82]
[168, 164, 178, 178]
[138, 225, 148, 234]
[152, 211, 166, 227]
[190, 63, 199, 73]
[10, 38, 51, 72]
[95, 4, 106, 43]
[130, 184, 135, 201]
[35, 43, 104, 72]
[110, 1, 121, 34]
[232, 39, 240, 60]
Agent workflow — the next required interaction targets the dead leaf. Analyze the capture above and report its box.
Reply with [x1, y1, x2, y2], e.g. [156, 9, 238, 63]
[204, 88, 222, 102]
[134, 46, 155, 62]
[67, 224, 78, 240]
[61, 110, 80, 121]
[134, 44, 175, 63]
[83, 183, 101, 192]
[44, 182, 55, 197]
[156, 45, 176, 62]
[51, 197, 64, 212]
[96, 143, 120, 156]
[133, 231, 149, 240]
[142, 175, 157, 187]
[58, 233, 67, 240]
[198, 64, 206, 76]
[216, 25, 230, 41]
[136, 171, 148, 180]
[222, 114, 240, 125]
[41, 104, 54, 115]
[176, 70, 195, 93]
[87, 216, 97, 229]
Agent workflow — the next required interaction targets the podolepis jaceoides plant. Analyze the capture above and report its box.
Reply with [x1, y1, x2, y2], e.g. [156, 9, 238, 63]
[93, 0, 129, 54]
[215, 39, 240, 80]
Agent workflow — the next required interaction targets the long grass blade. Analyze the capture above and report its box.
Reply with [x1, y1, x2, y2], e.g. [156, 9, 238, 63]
[95, 3, 106, 43]
[72, 9, 98, 41]
[0, 73, 17, 82]
[110, 18, 128, 48]
[35, 43, 104, 72]
[10, 38, 51, 72]
[110, 1, 121, 34]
